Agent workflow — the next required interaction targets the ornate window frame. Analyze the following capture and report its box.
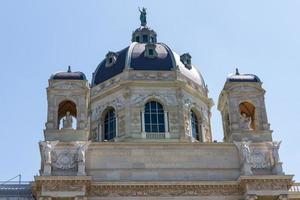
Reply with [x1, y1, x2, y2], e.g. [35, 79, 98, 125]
[140, 98, 170, 139]
[144, 43, 158, 59]
[98, 106, 118, 141]
[190, 109, 202, 142]
[180, 53, 192, 69]
[105, 52, 118, 67]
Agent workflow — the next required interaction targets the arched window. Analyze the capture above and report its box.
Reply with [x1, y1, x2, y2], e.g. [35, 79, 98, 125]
[144, 101, 165, 132]
[191, 110, 201, 141]
[239, 102, 256, 130]
[57, 100, 77, 129]
[103, 108, 116, 141]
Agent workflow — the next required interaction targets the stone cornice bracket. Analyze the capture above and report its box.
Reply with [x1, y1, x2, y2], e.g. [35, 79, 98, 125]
[32, 176, 92, 199]
[238, 175, 294, 197]
[245, 194, 258, 200]
[278, 194, 289, 200]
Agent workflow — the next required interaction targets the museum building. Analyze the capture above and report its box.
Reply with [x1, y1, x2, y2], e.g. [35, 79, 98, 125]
[1, 9, 300, 200]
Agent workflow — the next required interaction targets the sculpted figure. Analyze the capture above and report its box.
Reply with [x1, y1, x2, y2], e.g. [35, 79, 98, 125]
[139, 7, 147, 26]
[241, 140, 251, 164]
[40, 141, 59, 164]
[240, 112, 252, 130]
[272, 141, 282, 164]
[76, 141, 91, 163]
[63, 111, 73, 129]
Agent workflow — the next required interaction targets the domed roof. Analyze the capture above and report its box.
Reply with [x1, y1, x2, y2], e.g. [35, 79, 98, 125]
[92, 42, 205, 87]
[92, 11, 205, 87]
[227, 69, 261, 83]
[51, 66, 86, 80]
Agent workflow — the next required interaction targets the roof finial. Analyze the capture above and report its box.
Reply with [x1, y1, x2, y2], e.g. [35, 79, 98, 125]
[138, 7, 147, 26]
[67, 65, 72, 73]
[235, 68, 240, 75]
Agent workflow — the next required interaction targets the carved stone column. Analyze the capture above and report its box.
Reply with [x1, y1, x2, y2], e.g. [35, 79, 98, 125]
[164, 111, 170, 139]
[141, 111, 146, 138]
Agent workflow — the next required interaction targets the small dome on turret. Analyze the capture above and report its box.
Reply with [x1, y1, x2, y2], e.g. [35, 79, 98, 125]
[226, 68, 261, 83]
[51, 66, 86, 80]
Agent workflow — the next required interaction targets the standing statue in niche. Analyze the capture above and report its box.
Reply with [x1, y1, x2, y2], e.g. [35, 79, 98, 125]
[63, 111, 73, 129]
[139, 7, 147, 26]
[272, 141, 282, 164]
[240, 112, 252, 130]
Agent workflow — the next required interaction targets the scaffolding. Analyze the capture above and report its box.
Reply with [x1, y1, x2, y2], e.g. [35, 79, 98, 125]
[0, 175, 34, 199]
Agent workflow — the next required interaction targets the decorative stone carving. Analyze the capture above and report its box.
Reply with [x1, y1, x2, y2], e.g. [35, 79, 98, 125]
[234, 141, 253, 175]
[52, 150, 77, 169]
[250, 149, 270, 169]
[204, 127, 211, 142]
[131, 92, 176, 107]
[92, 95, 124, 121]
[247, 181, 288, 191]
[39, 197, 51, 200]
[39, 141, 59, 175]
[184, 114, 191, 137]
[89, 184, 241, 197]
[241, 140, 251, 164]
[278, 194, 288, 200]
[76, 141, 91, 175]
[40, 141, 59, 165]
[272, 141, 282, 164]
[245, 195, 258, 200]
[51, 82, 84, 90]
[44, 183, 84, 192]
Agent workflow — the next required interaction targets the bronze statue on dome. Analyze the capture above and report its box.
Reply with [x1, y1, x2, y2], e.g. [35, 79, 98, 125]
[139, 7, 147, 26]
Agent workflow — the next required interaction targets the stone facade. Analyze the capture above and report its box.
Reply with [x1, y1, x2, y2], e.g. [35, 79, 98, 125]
[29, 11, 299, 200]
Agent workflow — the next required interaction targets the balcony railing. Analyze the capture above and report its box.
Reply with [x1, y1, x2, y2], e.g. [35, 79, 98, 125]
[290, 183, 300, 192]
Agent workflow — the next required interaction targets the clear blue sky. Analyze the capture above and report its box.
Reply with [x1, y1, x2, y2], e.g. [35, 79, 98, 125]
[0, 0, 299, 181]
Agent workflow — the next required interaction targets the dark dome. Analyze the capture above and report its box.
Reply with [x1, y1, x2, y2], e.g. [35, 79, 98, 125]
[51, 66, 86, 80]
[227, 69, 261, 83]
[92, 42, 205, 87]
[131, 43, 173, 70]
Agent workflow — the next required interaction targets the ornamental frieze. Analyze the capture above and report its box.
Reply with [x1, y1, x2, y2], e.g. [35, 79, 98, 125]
[43, 183, 84, 192]
[89, 184, 241, 197]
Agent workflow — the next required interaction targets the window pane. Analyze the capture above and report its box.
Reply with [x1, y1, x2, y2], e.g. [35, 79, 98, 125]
[143, 35, 148, 42]
[191, 110, 200, 141]
[156, 102, 163, 110]
[149, 49, 154, 55]
[150, 102, 156, 110]
[144, 101, 166, 133]
[145, 103, 150, 112]
[152, 125, 158, 132]
[159, 125, 164, 132]
[104, 109, 116, 141]
[136, 36, 140, 42]
[158, 114, 164, 123]
[145, 124, 150, 132]
[145, 114, 150, 123]
[151, 114, 157, 123]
